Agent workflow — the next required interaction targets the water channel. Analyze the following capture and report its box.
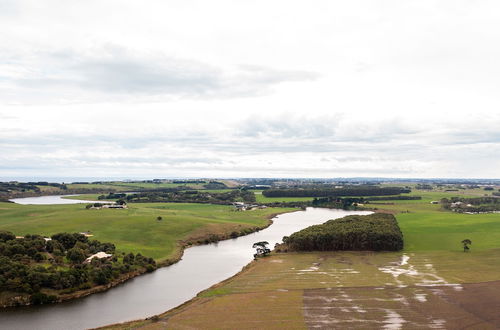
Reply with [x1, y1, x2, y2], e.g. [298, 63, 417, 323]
[1, 196, 371, 329]
[9, 195, 107, 205]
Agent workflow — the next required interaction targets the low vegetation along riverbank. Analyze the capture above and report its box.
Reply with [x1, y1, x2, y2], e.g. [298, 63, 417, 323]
[0, 201, 295, 306]
[108, 185, 500, 329]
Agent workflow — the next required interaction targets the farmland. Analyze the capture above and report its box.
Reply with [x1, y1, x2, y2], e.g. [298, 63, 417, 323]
[111, 186, 500, 329]
[0, 202, 293, 262]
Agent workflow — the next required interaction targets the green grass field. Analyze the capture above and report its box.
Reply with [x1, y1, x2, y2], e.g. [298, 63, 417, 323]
[65, 183, 131, 191]
[0, 202, 293, 261]
[362, 189, 500, 252]
[112, 186, 500, 329]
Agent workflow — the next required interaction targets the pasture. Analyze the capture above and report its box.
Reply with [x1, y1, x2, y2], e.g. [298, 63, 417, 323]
[0, 202, 293, 262]
[112, 186, 500, 329]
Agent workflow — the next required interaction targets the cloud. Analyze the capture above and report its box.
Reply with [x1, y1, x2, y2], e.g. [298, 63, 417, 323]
[0, 45, 318, 104]
[1, 111, 499, 179]
[0, 0, 17, 16]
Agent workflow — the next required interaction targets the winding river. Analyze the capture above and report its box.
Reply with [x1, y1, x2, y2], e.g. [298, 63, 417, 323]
[9, 195, 109, 205]
[2, 196, 371, 329]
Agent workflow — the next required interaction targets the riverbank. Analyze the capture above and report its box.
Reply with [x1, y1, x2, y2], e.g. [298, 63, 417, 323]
[99, 258, 263, 330]
[0, 207, 366, 329]
[98, 187, 500, 329]
[0, 203, 296, 308]
[104, 249, 500, 329]
[155, 210, 294, 268]
[1, 268, 149, 308]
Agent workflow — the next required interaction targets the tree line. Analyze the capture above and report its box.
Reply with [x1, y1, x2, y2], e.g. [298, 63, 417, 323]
[275, 213, 404, 252]
[262, 186, 411, 198]
[311, 196, 421, 209]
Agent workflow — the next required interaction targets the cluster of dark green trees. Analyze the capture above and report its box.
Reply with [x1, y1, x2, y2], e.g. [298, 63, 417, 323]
[0, 231, 155, 305]
[126, 189, 255, 204]
[0, 182, 66, 194]
[172, 180, 206, 184]
[0, 182, 65, 201]
[98, 193, 127, 200]
[275, 213, 404, 252]
[263, 186, 410, 198]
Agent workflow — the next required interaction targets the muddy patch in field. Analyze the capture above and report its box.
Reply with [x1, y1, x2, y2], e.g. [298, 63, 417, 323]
[303, 281, 500, 329]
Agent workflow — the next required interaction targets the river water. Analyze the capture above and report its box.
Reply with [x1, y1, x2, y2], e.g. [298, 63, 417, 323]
[9, 195, 105, 205]
[2, 196, 370, 329]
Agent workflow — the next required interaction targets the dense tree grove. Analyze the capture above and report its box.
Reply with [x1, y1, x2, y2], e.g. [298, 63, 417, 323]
[172, 180, 206, 184]
[98, 193, 127, 200]
[126, 189, 255, 204]
[275, 213, 404, 252]
[263, 186, 411, 198]
[0, 231, 156, 305]
[0, 182, 66, 194]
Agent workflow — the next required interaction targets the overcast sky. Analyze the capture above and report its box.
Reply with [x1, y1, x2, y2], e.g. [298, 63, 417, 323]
[1, 0, 499, 180]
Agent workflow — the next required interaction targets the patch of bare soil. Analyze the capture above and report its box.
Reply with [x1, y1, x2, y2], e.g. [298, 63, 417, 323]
[303, 281, 500, 329]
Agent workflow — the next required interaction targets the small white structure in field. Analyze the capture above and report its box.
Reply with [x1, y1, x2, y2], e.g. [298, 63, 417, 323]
[430, 201, 439, 204]
[85, 251, 112, 263]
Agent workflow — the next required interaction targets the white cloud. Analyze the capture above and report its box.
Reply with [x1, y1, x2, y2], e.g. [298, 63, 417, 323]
[0, 46, 318, 103]
[1, 0, 500, 179]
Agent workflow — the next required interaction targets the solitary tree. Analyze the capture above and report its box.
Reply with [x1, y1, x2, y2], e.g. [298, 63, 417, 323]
[253, 241, 271, 258]
[461, 239, 472, 252]
[157, 216, 162, 221]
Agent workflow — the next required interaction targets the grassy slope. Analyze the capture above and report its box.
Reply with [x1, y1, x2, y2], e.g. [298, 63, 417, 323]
[110, 187, 500, 329]
[0, 202, 293, 262]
